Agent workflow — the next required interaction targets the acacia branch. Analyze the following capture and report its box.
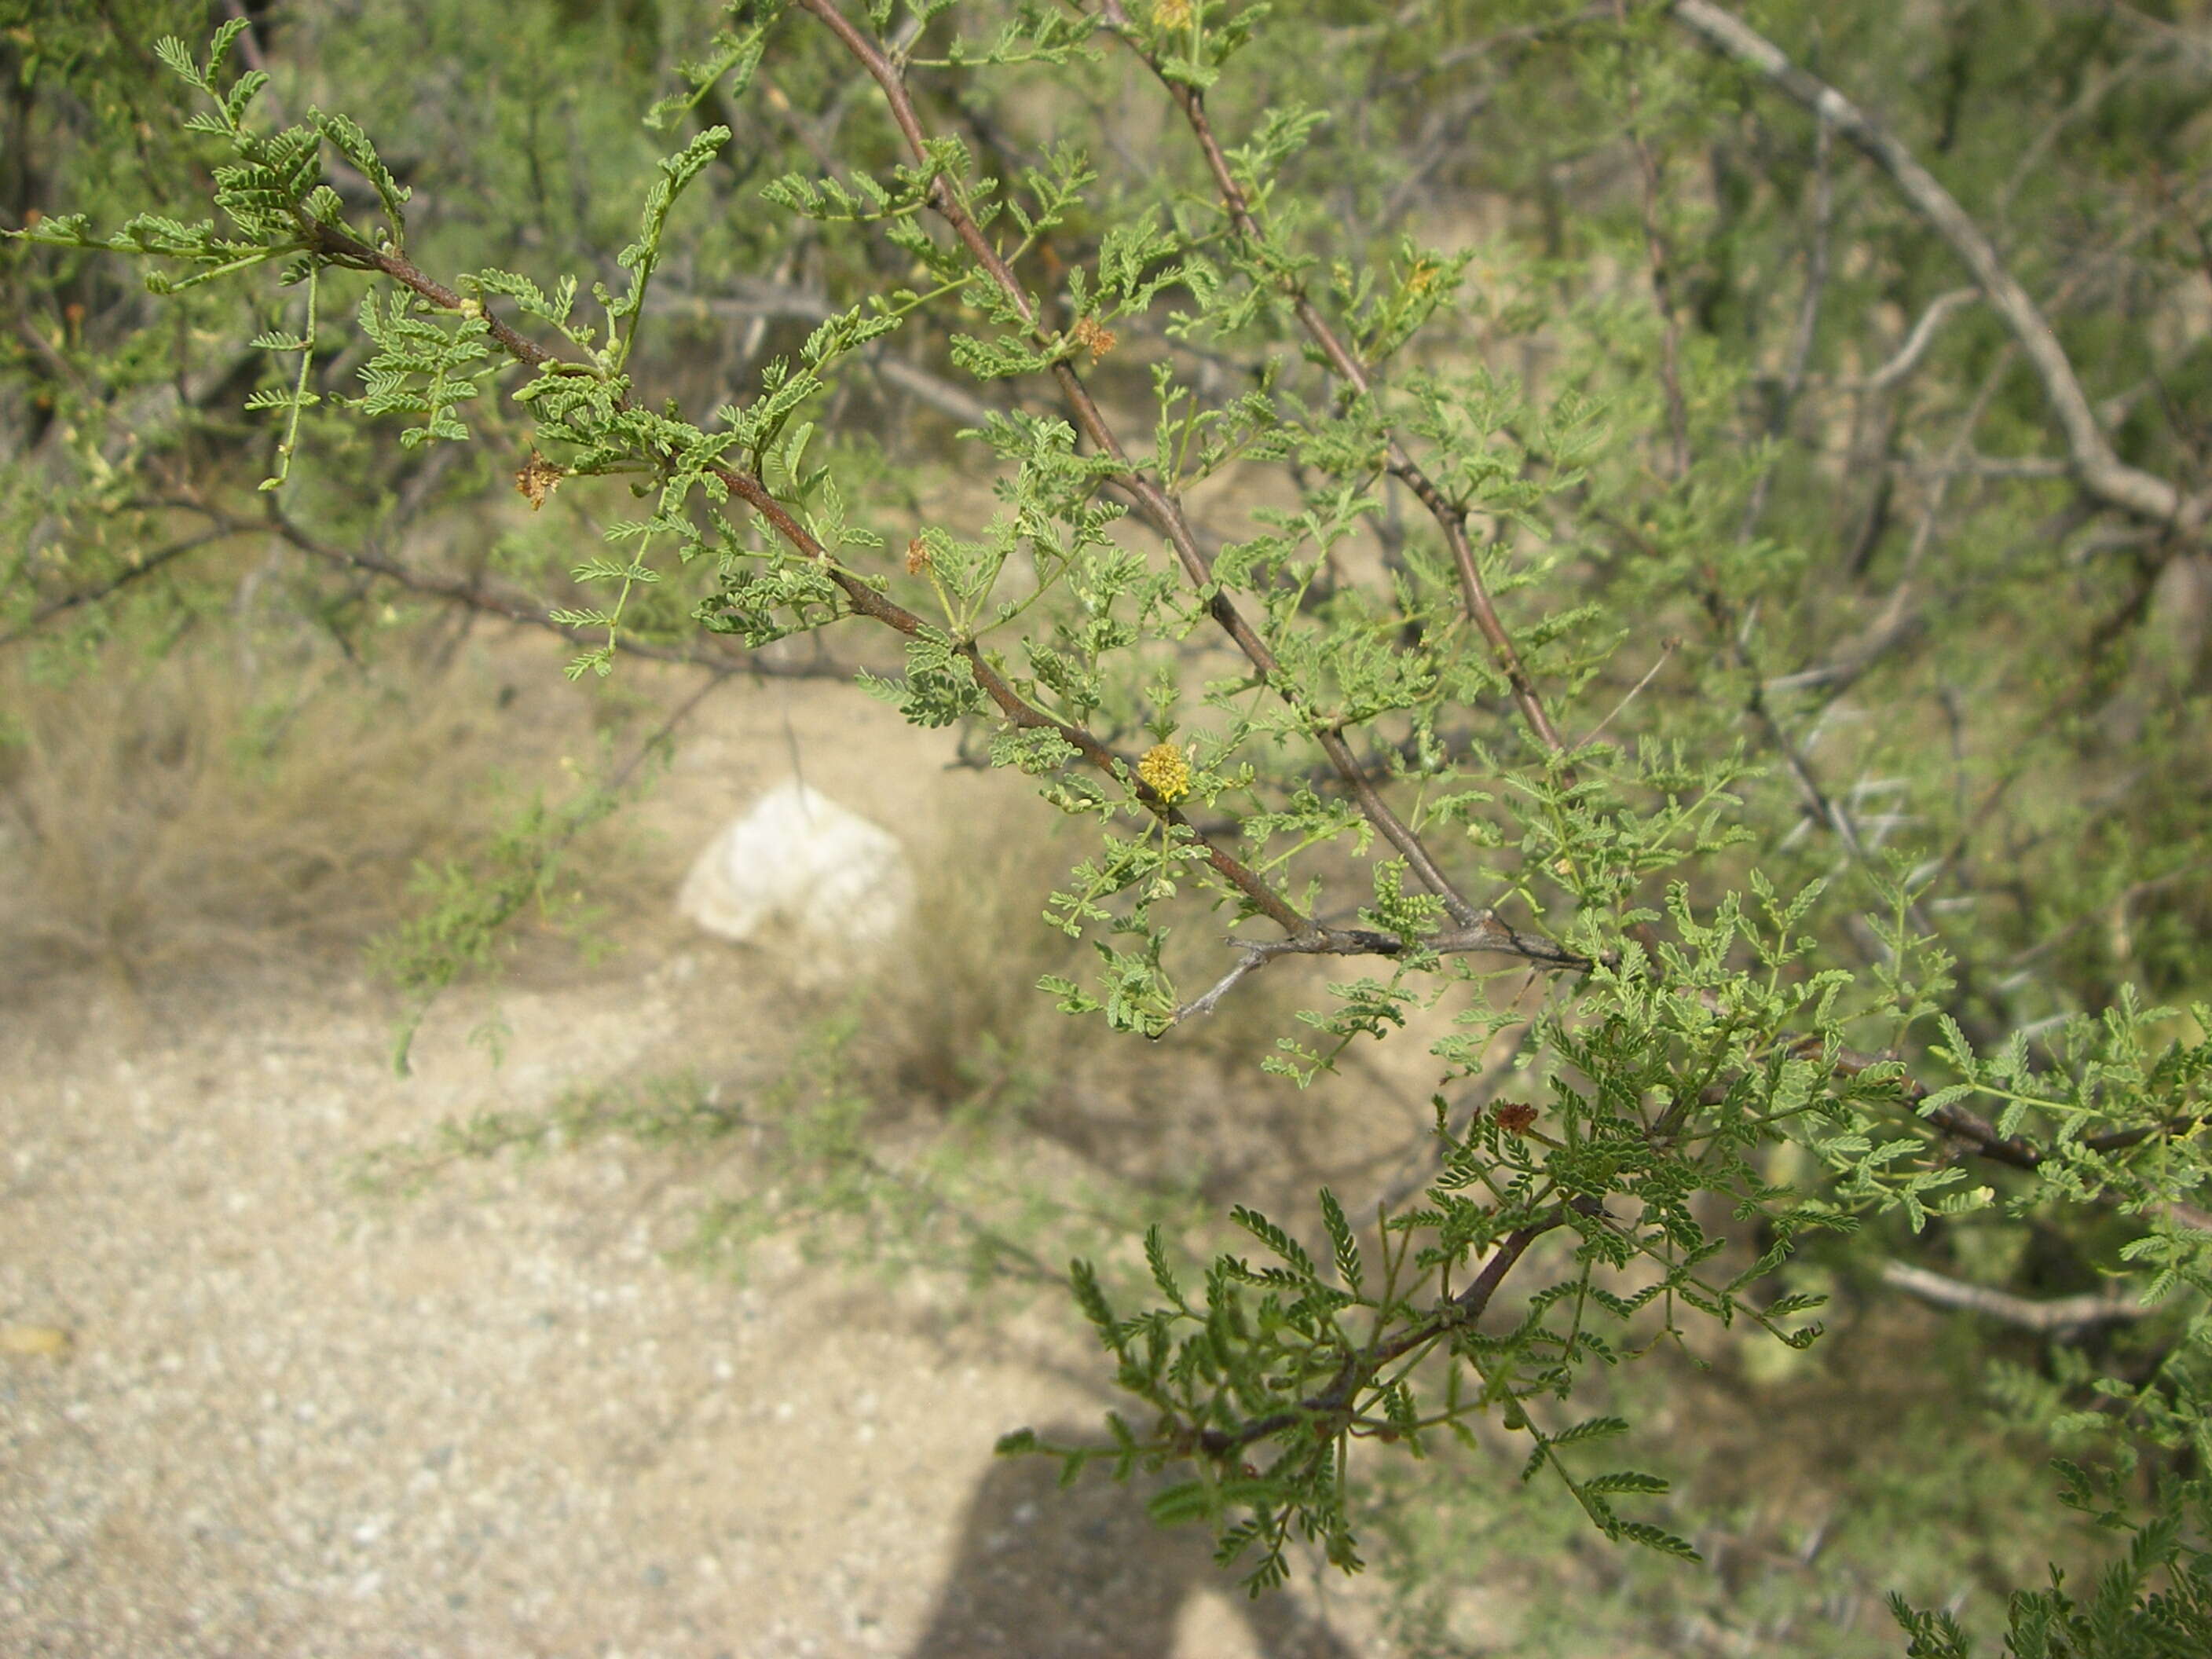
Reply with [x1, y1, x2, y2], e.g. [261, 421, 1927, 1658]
[308, 212, 1616, 976]
[1093, 0, 1574, 766]
[702, 458, 1323, 939]
[796, 0, 1532, 943]
[1194, 1210, 1571, 1456]
[1668, 0, 2201, 532]
[303, 220, 1350, 945]
[1818, 1042, 2212, 1209]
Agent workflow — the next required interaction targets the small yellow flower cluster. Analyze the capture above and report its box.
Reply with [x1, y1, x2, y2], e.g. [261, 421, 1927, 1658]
[1151, 0, 1193, 31]
[1137, 742, 1193, 804]
[1071, 314, 1116, 364]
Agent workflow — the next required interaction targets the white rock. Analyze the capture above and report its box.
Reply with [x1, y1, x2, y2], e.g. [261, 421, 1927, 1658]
[676, 780, 914, 954]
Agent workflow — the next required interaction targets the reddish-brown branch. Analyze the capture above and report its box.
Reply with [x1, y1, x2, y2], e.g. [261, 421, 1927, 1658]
[1093, 0, 1574, 764]
[307, 219, 1346, 944]
[797, 0, 1513, 936]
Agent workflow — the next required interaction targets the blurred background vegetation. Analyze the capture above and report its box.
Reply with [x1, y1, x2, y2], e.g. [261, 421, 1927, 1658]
[5, 1, 2210, 1651]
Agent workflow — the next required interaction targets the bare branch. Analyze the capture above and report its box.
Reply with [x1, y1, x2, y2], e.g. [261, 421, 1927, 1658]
[1995, 47, 2149, 221]
[1670, 0, 2201, 532]
[1577, 640, 1677, 749]
[170, 496, 843, 679]
[1896, 452, 2071, 481]
[1617, 2, 1692, 485]
[1856, 287, 1979, 393]
[643, 283, 1000, 426]
[1737, 101, 1833, 540]
[2080, 2, 2212, 75]
[0, 526, 236, 647]
[1168, 921, 1588, 1028]
[1878, 1260, 2148, 1332]
[1772, 346, 2020, 694]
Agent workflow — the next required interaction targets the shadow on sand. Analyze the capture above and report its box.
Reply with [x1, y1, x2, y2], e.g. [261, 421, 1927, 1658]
[906, 1434, 1353, 1658]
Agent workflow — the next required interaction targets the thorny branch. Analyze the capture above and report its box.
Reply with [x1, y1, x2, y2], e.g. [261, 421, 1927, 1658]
[1093, 0, 1577, 769]
[795, 0, 1573, 961]
[286, 2, 2207, 1342]
[299, 213, 1591, 975]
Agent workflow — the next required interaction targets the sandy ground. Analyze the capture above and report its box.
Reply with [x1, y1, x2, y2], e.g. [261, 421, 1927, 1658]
[0, 669, 1386, 1657]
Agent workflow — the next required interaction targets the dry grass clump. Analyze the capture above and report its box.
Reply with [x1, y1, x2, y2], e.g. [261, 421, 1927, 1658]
[0, 632, 622, 999]
[844, 809, 1406, 1207]
[856, 811, 1288, 1090]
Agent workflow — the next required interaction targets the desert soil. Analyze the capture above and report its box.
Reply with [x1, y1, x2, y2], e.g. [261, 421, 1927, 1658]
[0, 667, 1388, 1658]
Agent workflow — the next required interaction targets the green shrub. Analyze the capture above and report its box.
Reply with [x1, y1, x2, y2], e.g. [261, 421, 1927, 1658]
[10, 2, 2212, 1647]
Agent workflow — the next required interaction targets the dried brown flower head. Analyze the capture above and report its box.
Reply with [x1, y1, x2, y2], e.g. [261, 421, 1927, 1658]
[515, 451, 563, 512]
[1136, 742, 1193, 804]
[1071, 314, 1116, 364]
[906, 537, 932, 576]
[1491, 1101, 1538, 1137]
